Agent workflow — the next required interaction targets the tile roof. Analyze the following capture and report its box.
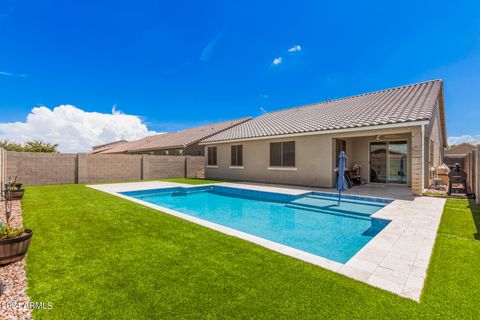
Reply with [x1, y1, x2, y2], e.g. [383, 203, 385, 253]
[202, 80, 443, 143]
[445, 143, 476, 155]
[95, 117, 251, 154]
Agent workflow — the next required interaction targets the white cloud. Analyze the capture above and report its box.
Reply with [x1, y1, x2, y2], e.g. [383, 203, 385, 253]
[259, 107, 268, 114]
[288, 45, 302, 53]
[0, 105, 158, 153]
[272, 57, 283, 65]
[0, 71, 26, 78]
[259, 94, 269, 99]
[447, 135, 480, 146]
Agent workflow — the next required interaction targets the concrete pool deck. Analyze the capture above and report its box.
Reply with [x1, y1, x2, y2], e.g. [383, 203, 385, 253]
[88, 181, 446, 302]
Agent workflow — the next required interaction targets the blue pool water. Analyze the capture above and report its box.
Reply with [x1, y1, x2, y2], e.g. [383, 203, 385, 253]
[122, 186, 391, 263]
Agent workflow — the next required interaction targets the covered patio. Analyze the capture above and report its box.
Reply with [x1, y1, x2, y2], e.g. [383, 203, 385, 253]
[330, 125, 427, 196]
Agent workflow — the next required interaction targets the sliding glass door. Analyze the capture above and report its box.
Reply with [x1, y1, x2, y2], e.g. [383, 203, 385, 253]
[370, 141, 408, 184]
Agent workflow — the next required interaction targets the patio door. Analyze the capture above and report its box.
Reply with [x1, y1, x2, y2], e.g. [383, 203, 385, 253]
[369, 141, 408, 184]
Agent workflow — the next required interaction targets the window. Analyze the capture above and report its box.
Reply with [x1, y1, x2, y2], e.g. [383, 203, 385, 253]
[231, 145, 243, 166]
[270, 141, 295, 167]
[207, 147, 217, 166]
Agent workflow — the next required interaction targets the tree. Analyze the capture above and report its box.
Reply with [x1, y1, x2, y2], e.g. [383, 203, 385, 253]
[0, 140, 58, 153]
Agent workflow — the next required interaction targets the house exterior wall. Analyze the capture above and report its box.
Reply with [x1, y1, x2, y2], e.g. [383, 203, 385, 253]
[424, 101, 445, 187]
[204, 125, 424, 194]
[129, 143, 203, 156]
[205, 135, 333, 187]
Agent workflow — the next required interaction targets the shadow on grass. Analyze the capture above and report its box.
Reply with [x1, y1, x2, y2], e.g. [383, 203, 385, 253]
[468, 199, 480, 240]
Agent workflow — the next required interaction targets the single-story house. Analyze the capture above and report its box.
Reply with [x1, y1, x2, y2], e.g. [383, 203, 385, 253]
[90, 117, 251, 156]
[200, 80, 447, 195]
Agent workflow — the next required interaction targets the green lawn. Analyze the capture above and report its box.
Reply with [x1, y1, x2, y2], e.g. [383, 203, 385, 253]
[22, 186, 480, 319]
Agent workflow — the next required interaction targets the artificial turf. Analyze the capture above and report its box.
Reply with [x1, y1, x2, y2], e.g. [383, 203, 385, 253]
[21, 184, 480, 319]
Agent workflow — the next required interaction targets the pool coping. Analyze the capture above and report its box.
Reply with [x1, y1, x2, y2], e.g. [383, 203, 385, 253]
[87, 181, 446, 302]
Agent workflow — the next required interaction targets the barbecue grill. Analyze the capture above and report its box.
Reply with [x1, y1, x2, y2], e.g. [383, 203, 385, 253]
[447, 163, 468, 196]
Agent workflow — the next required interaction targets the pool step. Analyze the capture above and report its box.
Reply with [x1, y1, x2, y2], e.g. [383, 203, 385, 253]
[305, 194, 386, 207]
[285, 204, 371, 221]
[290, 199, 374, 217]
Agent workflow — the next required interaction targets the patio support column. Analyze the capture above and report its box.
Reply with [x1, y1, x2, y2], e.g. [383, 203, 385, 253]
[411, 126, 424, 195]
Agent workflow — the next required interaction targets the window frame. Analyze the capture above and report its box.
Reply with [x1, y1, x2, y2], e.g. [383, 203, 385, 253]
[207, 146, 217, 166]
[269, 141, 295, 167]
[230, 145, 243, 167]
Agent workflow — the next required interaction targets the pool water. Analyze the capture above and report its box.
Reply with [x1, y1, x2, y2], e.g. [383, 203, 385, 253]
[122, 186, 391, 263]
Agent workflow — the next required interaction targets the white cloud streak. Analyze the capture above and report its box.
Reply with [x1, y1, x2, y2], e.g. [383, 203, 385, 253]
[288, 45, 302, 53]
[200, 28, 226, 61]
[0, 105, 158, 153]
[0, 71, 26, 78]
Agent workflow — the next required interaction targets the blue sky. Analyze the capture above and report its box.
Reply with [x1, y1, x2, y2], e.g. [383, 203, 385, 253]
[1, 0, 480, 151]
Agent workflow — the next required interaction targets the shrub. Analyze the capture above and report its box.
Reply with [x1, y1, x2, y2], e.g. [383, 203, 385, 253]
[0, 225, 25, 240]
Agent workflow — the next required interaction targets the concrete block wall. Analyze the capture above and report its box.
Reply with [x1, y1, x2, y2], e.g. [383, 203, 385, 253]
[5, 151, 205, 186]
[84, 154, 143, 183]
[477, 145, 479, 205]
[142, 155, 185, 180]
[186, 156, 205, 178]
[6, 151, 77, 186]
[0, 148, 5, 192]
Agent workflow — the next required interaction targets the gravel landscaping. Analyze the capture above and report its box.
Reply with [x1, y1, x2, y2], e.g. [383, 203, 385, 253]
[0, 200, 31, 320]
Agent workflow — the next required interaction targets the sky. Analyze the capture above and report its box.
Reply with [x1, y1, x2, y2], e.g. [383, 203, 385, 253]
[0, 0, 480, 152]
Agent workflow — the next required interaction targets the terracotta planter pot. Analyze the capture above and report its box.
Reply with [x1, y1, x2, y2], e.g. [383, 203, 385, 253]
[0, 229, 33, 265]
[10, 190, 25, 200]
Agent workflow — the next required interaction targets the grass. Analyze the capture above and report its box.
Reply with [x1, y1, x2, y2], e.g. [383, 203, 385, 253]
[22, 185, 480, 319]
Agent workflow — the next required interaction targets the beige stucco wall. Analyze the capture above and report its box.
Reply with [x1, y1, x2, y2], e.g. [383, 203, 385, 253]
[204, 125, 424, 193]
[424, 100, 445, 187]
[205, 135, 334, 187]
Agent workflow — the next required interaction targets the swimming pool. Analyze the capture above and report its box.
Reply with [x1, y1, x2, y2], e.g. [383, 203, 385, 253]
[121, 186, 391, 264]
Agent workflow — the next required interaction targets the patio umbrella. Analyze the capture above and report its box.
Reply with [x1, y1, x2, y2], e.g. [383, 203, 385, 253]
[336, 151, 348, 205]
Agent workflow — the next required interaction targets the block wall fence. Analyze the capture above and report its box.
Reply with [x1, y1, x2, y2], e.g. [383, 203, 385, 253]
[1, 149, 205, 186]
[477, 145, 480, 206]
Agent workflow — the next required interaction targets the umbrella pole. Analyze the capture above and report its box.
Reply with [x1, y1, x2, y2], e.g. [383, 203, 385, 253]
[338, 190, 341, 205]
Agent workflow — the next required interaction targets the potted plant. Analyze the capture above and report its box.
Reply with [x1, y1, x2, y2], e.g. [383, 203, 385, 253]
[0, 182, 32, 265]
[5, 177, 25, 200]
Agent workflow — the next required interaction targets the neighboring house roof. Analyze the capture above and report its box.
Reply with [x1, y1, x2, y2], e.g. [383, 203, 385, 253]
[95, 117, 252, 154]
[445, 143, 476, 156]
[202, 80, 445, 144]
[89, 140, 129, 154]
